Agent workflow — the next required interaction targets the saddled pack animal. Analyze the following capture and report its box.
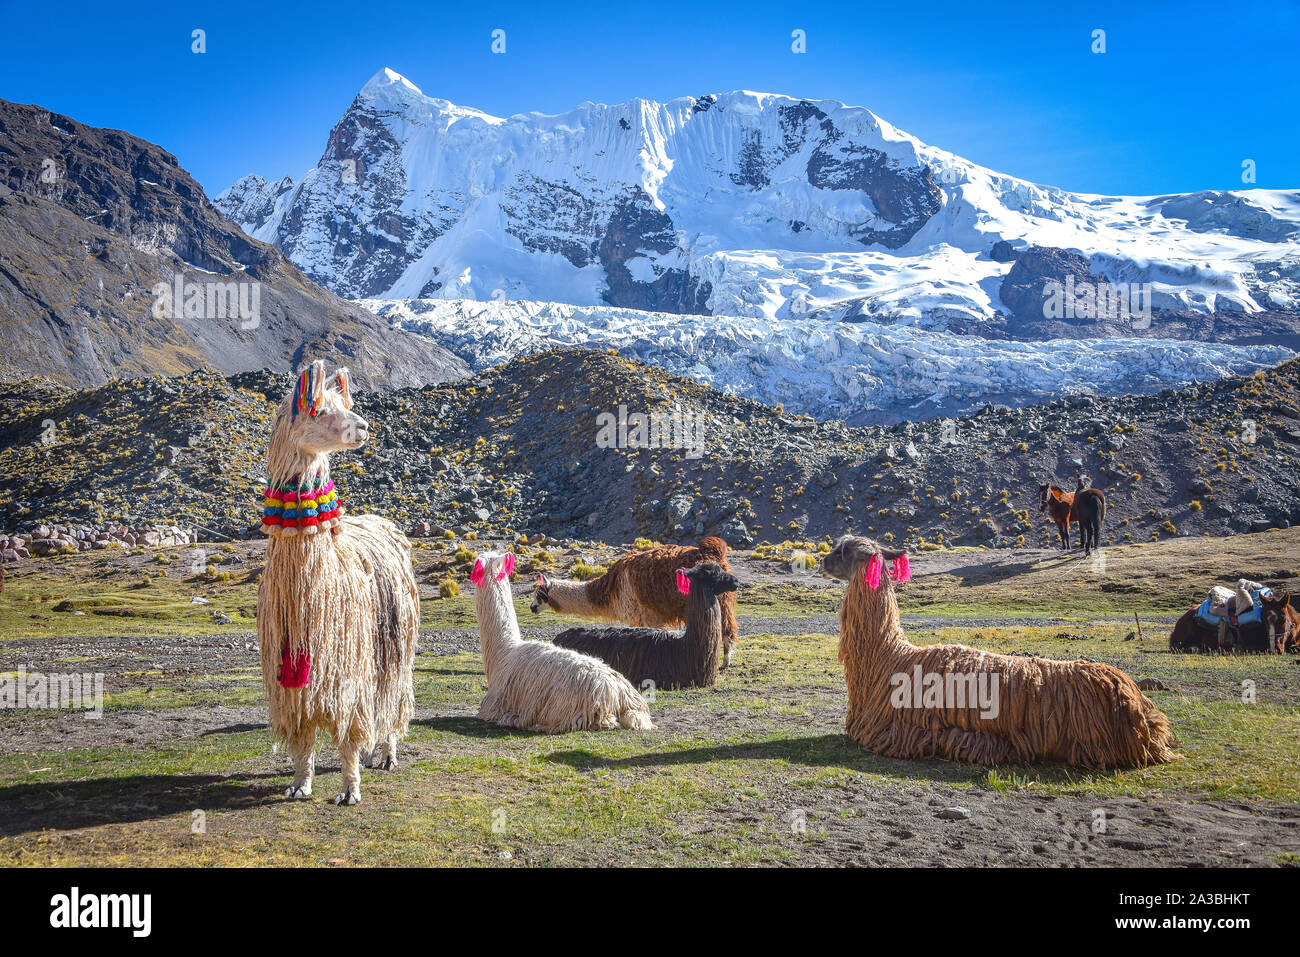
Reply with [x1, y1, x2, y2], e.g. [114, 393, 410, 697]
[1170, 587, 1298, 654]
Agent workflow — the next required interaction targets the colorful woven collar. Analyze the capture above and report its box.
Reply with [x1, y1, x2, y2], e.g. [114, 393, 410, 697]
[261, 475, 343, 536]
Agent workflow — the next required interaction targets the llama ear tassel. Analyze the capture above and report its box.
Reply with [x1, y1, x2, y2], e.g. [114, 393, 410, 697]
[864, 555, 883, 590]
[495, 552, 516, 582]
[676, 568, 690, 595]
[891, 553, 912, 584]
[309, 360, 326, 413]
[291, 362, 327, 421]
[470, 559, 486, 588]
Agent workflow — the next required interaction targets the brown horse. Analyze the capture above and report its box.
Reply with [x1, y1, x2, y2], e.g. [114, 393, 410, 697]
[1038, 482, 1075, 549]
[1169, 590, 1298, 654]
[1071, 478, 1106, 557]
[1260, 591, 1300, 653]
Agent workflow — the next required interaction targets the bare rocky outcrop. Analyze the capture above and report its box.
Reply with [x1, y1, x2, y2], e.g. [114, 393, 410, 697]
[0, 98, 468, 389]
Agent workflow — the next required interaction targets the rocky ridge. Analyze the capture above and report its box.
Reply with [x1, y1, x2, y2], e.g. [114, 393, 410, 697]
[1, 350, 1297, 555]
[0, 98, 467, 389]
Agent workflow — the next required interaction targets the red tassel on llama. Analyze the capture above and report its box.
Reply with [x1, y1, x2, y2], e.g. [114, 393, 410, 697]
[278, 644, 312, 688]
[864, 554, 883, 589]
[676, 567, 691, 594]
[891, 553, 912, 583]
[471, 553, 515, 587]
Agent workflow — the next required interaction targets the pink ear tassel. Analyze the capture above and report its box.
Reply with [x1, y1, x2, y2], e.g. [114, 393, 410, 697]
[865, 555, 883, 590]
[495, 552, 516, 582]
[470, 559, 486, 588]
[890, 553, 912, 584]
[676, 568, 691, 595]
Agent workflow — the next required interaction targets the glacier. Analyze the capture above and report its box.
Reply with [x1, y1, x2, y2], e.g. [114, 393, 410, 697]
[362, 297, 1294, 424]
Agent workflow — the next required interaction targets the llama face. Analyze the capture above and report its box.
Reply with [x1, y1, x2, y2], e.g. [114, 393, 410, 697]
[682, 562, 739, 596]
[1038, 483, 1049, 512]
[284, 362, 369, 455]
[822, 535, 905, 582]
[530, 573, 552, 613]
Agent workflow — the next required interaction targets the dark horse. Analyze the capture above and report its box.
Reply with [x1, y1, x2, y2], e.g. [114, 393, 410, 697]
[1169, 590, 1298, 654]
[1071, 477, 1106, 557]
[1038, 481, 1075, 549]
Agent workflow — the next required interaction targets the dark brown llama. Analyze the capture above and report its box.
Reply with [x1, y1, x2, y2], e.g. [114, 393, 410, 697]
[551, 562, 739, 690]
[531, 536, 740, 667]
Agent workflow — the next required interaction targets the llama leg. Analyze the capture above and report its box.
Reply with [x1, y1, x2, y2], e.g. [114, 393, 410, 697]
[365, 734, 399, 771]
[285, 728, 316, 799]
[334, 737, 363, 806]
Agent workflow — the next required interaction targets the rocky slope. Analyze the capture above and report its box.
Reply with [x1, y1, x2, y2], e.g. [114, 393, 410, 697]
[216, 69, 1300, 338]
[1, 350, 1296, 550]
[0, 98, 468, 389]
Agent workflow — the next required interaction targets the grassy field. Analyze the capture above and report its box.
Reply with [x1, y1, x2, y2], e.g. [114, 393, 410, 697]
[1, 530, 1298, 866]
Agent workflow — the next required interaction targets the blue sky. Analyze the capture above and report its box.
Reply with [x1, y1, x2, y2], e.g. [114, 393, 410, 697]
[1, 0, 1295, 197]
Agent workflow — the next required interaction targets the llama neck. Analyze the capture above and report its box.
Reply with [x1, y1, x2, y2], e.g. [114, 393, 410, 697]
[475, 581, 522, 680]
[261, 447, 344, 537]
[685, 591, 722, 677]
[840, 574, 910, 658]
[267, 448, 331, 492]
[546, 578, 598, 616]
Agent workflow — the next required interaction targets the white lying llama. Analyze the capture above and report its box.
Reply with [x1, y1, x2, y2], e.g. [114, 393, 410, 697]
[257, 360, 420, 805]
[471, 551, 653, 733]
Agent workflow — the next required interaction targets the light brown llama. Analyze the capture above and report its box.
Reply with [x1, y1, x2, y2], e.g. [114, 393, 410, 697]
[822, 535, 1177, 769]
[531, 536, 740, 666]
[257, 360, 420, 805]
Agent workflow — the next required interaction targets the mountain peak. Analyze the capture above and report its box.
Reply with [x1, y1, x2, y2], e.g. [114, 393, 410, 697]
[359, 67, 424, 101]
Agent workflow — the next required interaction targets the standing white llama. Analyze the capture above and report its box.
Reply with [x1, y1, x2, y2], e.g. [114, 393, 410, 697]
[471, 551, 653, 733]
[257, 360, 420, 805]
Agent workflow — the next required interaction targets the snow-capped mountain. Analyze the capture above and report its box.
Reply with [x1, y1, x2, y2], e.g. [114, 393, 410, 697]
[217, 68, 1300, 329]
[363, 297, 1293, 425]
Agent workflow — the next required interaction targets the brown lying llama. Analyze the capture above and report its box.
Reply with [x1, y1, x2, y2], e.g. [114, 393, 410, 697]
[823, 535, 1177, 769]
[531, 536, 740, 667]
[551, 562, 739, 690]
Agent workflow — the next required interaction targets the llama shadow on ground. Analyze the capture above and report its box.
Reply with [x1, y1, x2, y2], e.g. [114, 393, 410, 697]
[416, 714, 545, 739]
[0, 771, 283, 837]
[201, 721, 268, 736]
[543, 734, 1093, 788]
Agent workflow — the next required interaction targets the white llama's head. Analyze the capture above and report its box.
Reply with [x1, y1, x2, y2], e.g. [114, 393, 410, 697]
[268, 361, 369, 477]
[470, 551, 516, 589]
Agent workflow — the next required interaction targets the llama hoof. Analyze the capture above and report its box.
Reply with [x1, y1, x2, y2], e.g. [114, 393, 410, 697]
[285, 785, 312, 799]
[364, 748, 397, 771]
[333, 788, 361, 806]
[371, 754, 398, 772]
